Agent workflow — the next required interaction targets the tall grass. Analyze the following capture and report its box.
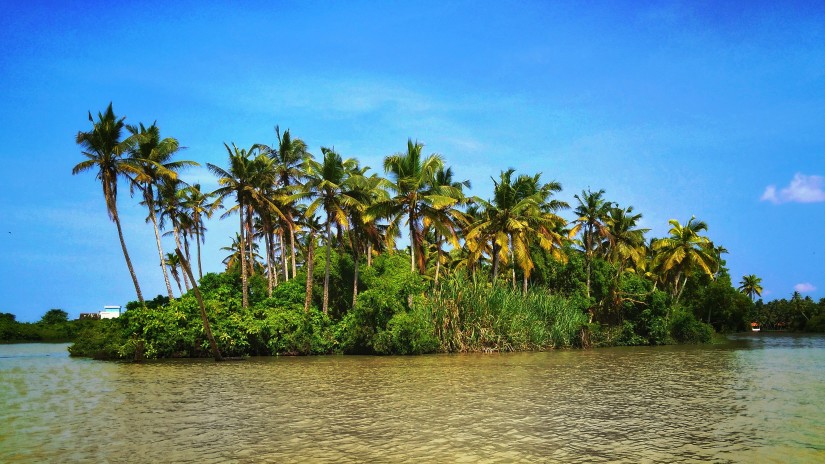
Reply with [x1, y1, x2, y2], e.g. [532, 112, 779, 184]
[422, 273, 588, 352]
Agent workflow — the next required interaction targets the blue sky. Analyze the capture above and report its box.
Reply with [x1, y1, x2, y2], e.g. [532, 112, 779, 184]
[1, 0, 823, 321]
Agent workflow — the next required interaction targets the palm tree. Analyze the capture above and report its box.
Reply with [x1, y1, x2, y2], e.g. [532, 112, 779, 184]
[127, 122, 196, 299]
[180, 183, 220, 280]
[255, 126, 310, 280]
[604, 205, 648, 275]
[220, 233, 263, 273]
[427, 167, 470, 284]
[157, 178, 192, 291]
[739, 274, 764, 302]
[651, 216, 717, 304]
[164, 252, 183, 296]
[301, 215, 323, 313]
[569, 189, 613, 299]
[466, 169, 568, 292]
[368, 139, 454, 273]
[207, 144, 257, 308]
[302, 147, 360, 314]
[73, 103, 145, 304]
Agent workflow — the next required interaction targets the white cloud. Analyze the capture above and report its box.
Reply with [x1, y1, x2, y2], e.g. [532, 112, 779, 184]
[761, 173, 825, 204]
[794, 282, 817, 293]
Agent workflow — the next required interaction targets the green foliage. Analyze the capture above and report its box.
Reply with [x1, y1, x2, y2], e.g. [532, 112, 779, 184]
[425, 272, 588, 352]
[40, 309, 69, 325]
[373, 309, 439, 355]
[670, 308, 713, 344]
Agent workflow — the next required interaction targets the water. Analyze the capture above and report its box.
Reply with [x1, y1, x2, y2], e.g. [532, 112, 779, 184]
[1, 335, 824, 463]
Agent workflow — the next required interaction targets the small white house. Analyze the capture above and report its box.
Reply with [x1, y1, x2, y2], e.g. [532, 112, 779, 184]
[99, 305, 122, 319]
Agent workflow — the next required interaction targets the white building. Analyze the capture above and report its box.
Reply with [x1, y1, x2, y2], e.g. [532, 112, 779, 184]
[99, 305, 122, 319]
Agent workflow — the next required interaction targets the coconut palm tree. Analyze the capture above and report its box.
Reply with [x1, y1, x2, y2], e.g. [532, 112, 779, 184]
[180, 183, 220, 280]
[651, 216, 717, 304]
[255, 126, 310, 280]
[164, 252, 184, 296]
[466, 169, 567, 292]
[302, 147, 361, 314]
[207, 144, 258, 308]
[427, 167, 471, 284]
[127, 122, 197, 299]
[368, 139, 455, 274]
[604, 205, 648, 275]
[72, 103, 145, 304]
[569, 189, 613, 299]
[739, 274, 764, 302]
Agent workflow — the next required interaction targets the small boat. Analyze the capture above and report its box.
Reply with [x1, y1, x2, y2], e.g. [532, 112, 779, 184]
[750, 322, 761, 332]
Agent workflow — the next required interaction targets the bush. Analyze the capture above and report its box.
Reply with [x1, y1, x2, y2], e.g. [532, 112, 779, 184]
[373, 310, 439, 355]
[670, 309, 713, 344]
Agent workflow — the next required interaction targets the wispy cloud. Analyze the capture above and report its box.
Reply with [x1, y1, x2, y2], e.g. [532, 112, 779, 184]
[761, 173, 825, 204]
[794, 282, 816, 293]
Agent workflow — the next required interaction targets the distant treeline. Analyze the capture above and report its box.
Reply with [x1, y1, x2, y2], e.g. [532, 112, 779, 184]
[0, 310, 92, 343]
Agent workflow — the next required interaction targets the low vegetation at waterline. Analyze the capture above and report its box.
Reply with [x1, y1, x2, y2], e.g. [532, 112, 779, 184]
[64, 104, 824, 359]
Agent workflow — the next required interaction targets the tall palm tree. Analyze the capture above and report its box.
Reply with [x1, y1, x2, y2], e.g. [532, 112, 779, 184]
[427, 167, 470, 284]
[651, 216, 717, 304]
[739, 274, 764, 302]
[569, 189, 613, 299]
[255, 126, 310, 280]
[127, 122, 196, 299]
[466, 169, 567, 292]
[73, 103, 145, 304]
[368, 139, 454, 273]
[207, 144, 257, 308]
[164, 252, 184, 296]
[180, 183, 220, 280]
[302, 147, 360, 314]
[604, 205, 648, 275]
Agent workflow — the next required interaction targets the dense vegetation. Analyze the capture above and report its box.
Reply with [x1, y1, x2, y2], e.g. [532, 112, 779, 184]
[63, 104, 823, 359]
[0, 309, 92, 343]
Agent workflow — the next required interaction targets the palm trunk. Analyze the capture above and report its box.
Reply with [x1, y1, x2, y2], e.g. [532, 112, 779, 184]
[585, 254, 592, 300]
[410, 213, 416, 273]
[246, 205, 255, 276]
[352, 250, 359, 309]
[434, 233, 441, 284]
[239, 202, 249, 309]
[492, 242, 501, 281]
[175, 248, 222, 361]
[173, 226, 190, 292]
[195, 219, 203, 280]
[113, 210, 144, 304]
[323, 219, 331, 315]
[149, 205, 175, 300]
[289, 221, 297, 280]
[304, 231, 315, 313]
[523, 272, 528, 295]
[279, 229, 288, 281]
[265, 229, 273, 297]
[171, 268, 183, 295]
[367, 243, 373, 267]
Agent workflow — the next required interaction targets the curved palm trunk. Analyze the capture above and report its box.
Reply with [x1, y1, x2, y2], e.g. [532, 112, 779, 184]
[352, 249, 359, 309]
[239, 202, 249, 309]
[264, 229, 274, 297]
[323, 218, 332, 315]
[171, 266, 183, 295]
[304, 231, 316, 313]
[148, 204, 175, 300]
[434, 233, 442, 285]
[172, 226, 190, 292]
[195, 221, 203, 280]
[113, 210, 144, 304]
[289, 222, 297, 281]
[175, 248, 222, 361]
[279, 229, 288, 281]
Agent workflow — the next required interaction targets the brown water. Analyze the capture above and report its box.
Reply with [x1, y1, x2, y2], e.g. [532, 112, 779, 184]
[1, 334, 824, 463]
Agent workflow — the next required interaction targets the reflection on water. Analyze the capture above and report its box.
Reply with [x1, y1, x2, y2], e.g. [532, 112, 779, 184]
[1, 335, 824, 463]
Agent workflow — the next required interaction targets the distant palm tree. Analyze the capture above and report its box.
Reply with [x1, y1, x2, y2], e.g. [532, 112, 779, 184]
[738, 274, 763, 302]
[369, 139, 454, 273]
[180, 183, 220, 280]
[73, 103, 145, 304]
[303, 147, 360, 314]
[164, 252, 184, 296]
[569, 189, 613, 299]
[651, 216, 717, 304]
[127, 122, 196, 299]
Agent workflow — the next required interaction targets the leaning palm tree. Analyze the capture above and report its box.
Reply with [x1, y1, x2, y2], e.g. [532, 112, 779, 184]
[739, 274, 764, 302]
[180, 183, 220, 280]
[73, 103, 145, 304]
[368, 139, 455, 273]
[302, 147, 361, 314]
[164, 252, 184, 296]
[207, 144, 257, 308]
[127, 122, 196, 299]
[651, 216, 717, 304]
[466, 169, 568, 292]
[569, 189, 613, 299]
